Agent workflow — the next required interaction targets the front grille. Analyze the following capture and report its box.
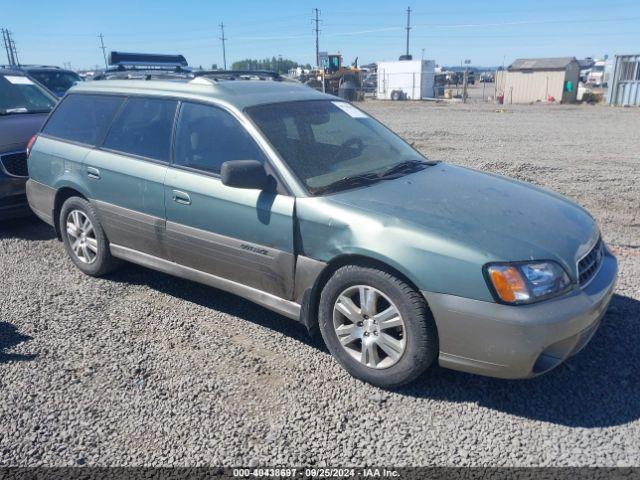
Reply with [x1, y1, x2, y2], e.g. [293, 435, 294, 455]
[578, 238, 604, 286]
[0, 150, 28, 177]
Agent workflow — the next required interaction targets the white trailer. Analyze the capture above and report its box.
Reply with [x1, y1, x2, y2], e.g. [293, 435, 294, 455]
[377, 60, 435, 100]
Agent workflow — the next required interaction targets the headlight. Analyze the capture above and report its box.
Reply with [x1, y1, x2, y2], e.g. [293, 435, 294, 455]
[485, 261, 571, 304]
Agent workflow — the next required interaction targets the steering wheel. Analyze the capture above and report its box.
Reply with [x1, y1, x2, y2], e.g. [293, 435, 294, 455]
[334, 137, 365, 162]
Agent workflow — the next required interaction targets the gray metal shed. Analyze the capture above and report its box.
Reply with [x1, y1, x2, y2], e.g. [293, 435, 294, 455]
[607, 54, 640, 106]
[496, 57, 580, 104]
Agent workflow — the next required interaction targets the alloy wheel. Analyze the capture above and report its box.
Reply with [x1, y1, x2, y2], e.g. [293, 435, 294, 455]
[332, 285, 406, 369]
[66, 210, 98, 264]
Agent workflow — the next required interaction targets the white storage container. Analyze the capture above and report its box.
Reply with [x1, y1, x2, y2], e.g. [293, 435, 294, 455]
[377, 60, 435, 100]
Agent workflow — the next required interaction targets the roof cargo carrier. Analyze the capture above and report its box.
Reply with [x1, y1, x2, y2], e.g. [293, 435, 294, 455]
[108, 51, 188, 69]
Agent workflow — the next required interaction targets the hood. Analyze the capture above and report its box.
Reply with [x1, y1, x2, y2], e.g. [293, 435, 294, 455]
[328, 163, 598, 278]
[0, 113, 49, 153]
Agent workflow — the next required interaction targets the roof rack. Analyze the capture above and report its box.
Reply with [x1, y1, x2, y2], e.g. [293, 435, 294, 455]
[93, 51, 192, 80]
[21, 64, 62, 69]
[92, 52, 283, 84]
[194, 70, 283, 81]
[0, 64, 61, 69]
[93, 69, 193, 81]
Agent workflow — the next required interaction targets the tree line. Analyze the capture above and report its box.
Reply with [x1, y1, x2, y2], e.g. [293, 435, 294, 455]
[230, 57, 312, 73]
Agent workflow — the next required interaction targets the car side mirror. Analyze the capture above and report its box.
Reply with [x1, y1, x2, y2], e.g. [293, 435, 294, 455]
[221, 160, 270, 190]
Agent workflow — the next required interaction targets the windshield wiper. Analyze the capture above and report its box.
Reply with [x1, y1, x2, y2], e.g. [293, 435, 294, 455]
[377, 159, 437, 179]
[309, 173, 381, 195]
[0, 108, 50, 115]
[309, 160, 439, 196]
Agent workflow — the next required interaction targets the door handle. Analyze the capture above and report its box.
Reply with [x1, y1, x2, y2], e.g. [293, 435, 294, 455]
[172, 190, 191, 205]
[86, 167, 101, 179]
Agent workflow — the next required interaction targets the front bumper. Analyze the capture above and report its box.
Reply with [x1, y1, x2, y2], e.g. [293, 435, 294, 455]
[423, 249, 618, 379]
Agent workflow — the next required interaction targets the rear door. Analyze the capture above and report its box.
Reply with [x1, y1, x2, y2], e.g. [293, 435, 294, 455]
[34, 94, 124, 196]
[164, 101, 295, 299]
[83, 96, 178, 258]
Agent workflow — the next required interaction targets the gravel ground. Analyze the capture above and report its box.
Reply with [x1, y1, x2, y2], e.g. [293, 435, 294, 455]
[1, 101, 639, 467]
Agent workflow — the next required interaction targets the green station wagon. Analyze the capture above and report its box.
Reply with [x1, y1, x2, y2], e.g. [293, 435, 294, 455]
[26, 74, 617, 387]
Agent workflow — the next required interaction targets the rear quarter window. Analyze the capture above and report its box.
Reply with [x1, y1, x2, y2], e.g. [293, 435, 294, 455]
[42, 94, 124, 145]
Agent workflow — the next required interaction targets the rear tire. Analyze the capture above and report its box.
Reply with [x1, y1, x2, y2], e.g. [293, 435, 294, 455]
[59, 196, 121, 276]
[319, 264, 438, 388]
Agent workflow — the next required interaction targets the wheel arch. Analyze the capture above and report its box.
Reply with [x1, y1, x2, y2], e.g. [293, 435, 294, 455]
[52, 185, 89, 240]
[300, 253, 428, 335]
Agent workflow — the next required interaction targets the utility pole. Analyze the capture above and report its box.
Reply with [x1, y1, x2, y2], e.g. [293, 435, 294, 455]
[1, 29, 12, 66]
[312, 8, 321, 68]
[98, 33, 108, 69]
[2, 29, 17, 67]
[463, 59, 471, 104]
[219, 22, 227, 70]
[405, 6, 411, 58]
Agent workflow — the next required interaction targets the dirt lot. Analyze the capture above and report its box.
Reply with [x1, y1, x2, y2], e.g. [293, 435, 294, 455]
[1, 100, 639, 467]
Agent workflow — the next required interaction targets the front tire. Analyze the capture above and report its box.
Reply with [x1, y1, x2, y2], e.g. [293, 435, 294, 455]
[59, 196, 120, 276]
[319, 264, 438, 388]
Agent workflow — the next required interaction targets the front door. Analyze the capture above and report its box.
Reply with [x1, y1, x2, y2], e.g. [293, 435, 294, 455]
[84, 96, 178, 258]
[164, 101, 295, 299]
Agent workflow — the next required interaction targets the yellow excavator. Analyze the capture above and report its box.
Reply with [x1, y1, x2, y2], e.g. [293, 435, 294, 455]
[303, 54, 363, 101]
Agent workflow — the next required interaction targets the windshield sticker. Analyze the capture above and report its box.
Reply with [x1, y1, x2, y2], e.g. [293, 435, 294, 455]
[5, 76, 34, 85]
[332, 101, 368, 118]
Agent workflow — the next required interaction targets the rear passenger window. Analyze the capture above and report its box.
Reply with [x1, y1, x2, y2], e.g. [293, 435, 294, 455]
[42, 94, 124, 145]
[173, 102, 266, 174]
[103, 97, 177, 162]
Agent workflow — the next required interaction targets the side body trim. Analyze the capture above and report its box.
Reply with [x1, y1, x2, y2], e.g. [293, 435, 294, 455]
[165, 220, 295, 299]
[109, 244, 301, 320]
[93, 200, 168, 259]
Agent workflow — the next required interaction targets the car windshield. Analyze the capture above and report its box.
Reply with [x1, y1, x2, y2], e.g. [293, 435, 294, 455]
[0, 74, 57, 115]
[29, 70, 82, 93]
[247, 100, 428, 194]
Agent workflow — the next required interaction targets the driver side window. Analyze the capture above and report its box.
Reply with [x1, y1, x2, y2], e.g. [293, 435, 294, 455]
[173, 102, 266, 175]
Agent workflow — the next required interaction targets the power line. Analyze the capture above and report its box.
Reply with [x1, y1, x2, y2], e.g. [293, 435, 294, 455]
[312, 8, 321, 68]
[98, 33, 108, 69]
[329, 1, 640, 18]
[405, 6, 411, 57]
[16, 13, 640, 43]
[219, 22, 227, 69]
[9, 31, 19, 66]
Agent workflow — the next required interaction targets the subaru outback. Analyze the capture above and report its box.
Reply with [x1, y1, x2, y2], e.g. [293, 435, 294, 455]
[26, 75, 617, 387]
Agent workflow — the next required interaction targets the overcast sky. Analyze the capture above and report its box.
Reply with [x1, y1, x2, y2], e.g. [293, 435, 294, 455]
[3, 0, 639, 70]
